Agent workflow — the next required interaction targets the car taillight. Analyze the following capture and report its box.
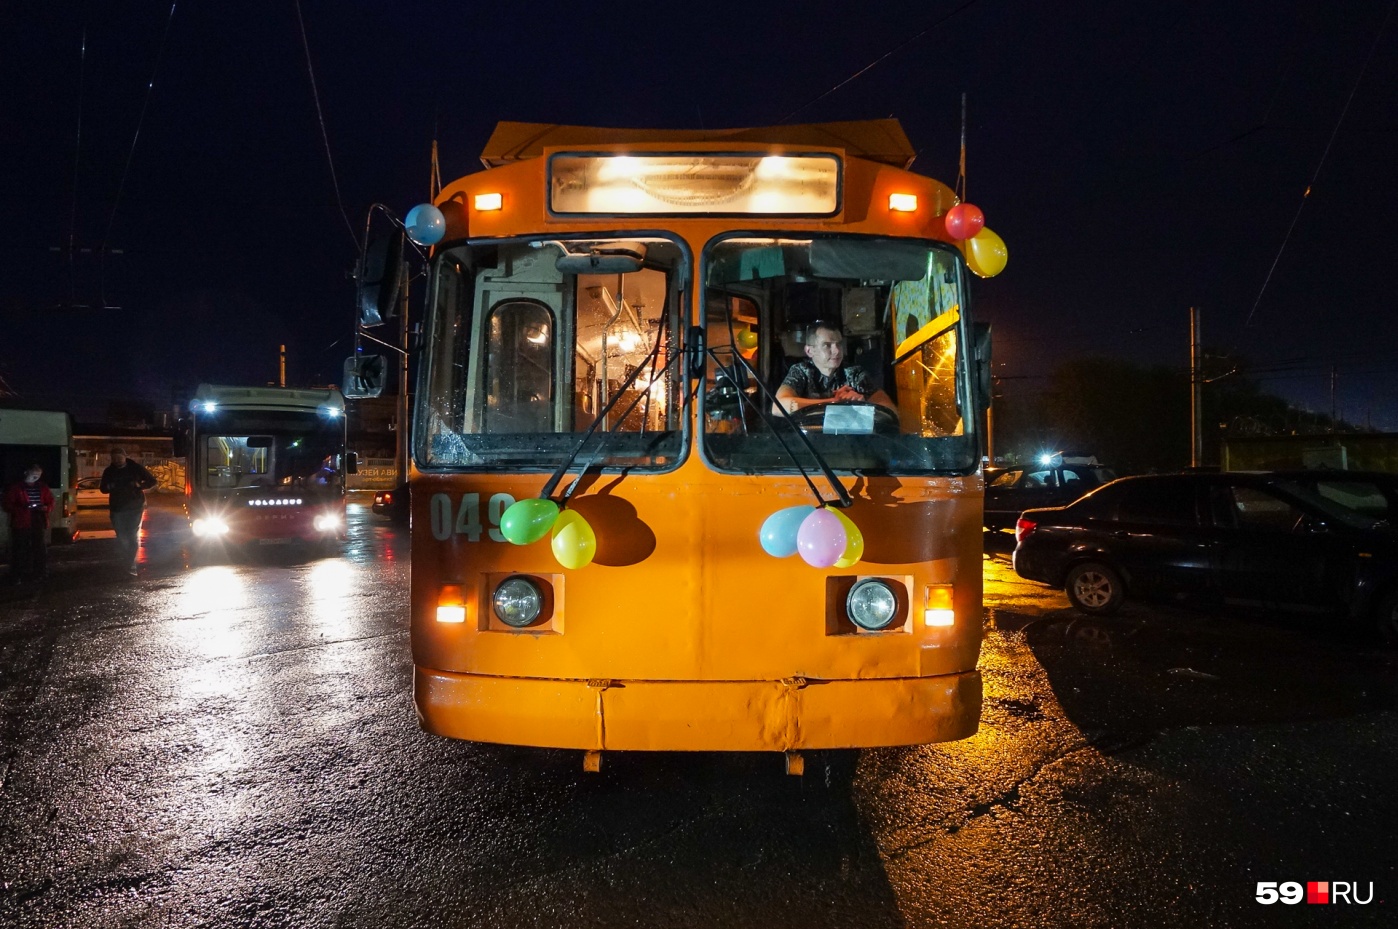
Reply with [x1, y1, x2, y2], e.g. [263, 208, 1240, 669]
[1015, 517, 1037, 543]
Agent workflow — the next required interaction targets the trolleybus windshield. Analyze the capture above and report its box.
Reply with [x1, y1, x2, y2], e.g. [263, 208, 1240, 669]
[418, 236, 687, 472]
[703, 234, 977, 476]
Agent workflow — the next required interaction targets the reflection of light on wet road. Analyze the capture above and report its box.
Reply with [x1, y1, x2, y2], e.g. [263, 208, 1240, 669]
[308, 558, 359, 635]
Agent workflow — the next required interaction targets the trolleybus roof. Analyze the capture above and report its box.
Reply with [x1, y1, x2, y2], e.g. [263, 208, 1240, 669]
[479, 119, 918, 170]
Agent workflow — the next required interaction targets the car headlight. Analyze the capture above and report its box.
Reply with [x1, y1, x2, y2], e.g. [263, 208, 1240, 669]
[846, 579, 899, 630]
[492, 576, 543, 628]
[192, 517, 229, 538]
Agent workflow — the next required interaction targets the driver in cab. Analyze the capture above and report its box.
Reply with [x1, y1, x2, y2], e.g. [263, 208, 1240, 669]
[774, 322, 895, 415]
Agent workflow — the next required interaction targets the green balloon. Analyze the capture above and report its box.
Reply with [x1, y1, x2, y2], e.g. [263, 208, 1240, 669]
[499, 498, 560, 545]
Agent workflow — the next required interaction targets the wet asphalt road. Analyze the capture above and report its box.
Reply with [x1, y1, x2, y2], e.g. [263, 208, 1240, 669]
[1, 500, 1396, 927]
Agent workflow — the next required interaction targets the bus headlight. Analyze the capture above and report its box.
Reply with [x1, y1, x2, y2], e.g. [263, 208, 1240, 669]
[847, 579, 898, 631]
[492, 576, 543, 628]
[313, 513, 342, 532]
[192, 517, 229, 538]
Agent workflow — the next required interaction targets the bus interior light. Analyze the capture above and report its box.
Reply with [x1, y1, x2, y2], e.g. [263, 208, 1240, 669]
[888, 193, 918, 212]
[474, 192, 503, 211]
[436, 585, 467, 624]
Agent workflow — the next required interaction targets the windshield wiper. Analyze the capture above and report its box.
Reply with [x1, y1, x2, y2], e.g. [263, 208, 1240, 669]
[706, 344, 851, 509]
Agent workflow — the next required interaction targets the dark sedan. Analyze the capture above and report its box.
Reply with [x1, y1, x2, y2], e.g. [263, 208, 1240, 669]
[984, 457, 1116, 531]
[1012, 471, 1398, 642]
[371, 483, 410, 524]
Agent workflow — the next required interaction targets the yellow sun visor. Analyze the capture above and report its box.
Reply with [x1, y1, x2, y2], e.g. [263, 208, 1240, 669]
[548, 153, 841, 216]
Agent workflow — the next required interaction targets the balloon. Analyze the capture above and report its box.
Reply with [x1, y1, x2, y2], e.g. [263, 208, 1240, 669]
[965, 227, 1008, 278]
[499, 498, 559, 545]
[796, 508, 848, 568]
[551, 510, 597, 569]
[405, 203, 446, 246]
[736, 328, 758, 351]
[944, 202, 985, 240]
[760, 505, 815, 558]
[831, 509, 864, 568]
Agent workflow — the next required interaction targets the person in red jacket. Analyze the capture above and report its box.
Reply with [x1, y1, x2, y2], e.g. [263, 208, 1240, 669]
[3, 463, 55, 583]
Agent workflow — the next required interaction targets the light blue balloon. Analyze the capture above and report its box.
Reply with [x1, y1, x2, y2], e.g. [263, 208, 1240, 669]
[405, 203, 446, 246]
[759, 505, 815, 558]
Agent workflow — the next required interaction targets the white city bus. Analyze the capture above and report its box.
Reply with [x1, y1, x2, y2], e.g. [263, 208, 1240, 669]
[177, 385, 354, 548]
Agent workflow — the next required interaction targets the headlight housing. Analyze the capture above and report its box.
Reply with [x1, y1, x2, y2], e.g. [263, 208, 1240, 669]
[846, 579, 899, 631]
[492, 576, 544, 628]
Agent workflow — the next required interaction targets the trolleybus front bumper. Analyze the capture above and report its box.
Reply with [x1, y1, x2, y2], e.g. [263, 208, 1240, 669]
[414, 668, 981, 751]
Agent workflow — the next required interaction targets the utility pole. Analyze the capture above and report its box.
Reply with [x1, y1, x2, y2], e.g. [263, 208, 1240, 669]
[1190, 306, 1203, 468]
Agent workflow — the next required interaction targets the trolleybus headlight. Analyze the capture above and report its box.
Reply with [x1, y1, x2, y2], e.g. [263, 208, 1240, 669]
[192, 517, 229, 538]
[492, 576, 543, 628]
[313, 513, 341, 532]
[846, 579, 899, 631]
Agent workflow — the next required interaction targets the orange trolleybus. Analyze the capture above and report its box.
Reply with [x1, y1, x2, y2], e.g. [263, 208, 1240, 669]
[378, 119, 996, 771]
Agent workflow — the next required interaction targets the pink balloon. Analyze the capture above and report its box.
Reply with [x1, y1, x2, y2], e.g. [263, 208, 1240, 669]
[944, 202, 985, 240]
[796, 509, 848, 568]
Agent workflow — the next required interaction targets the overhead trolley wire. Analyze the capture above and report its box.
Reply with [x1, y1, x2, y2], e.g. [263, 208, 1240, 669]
[1238, 0, 1395, 334]
[294, 0, 359, 250]
[778, 0, 984, 123]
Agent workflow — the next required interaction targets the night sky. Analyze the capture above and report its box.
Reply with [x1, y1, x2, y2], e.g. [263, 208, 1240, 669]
[4, 1, 1396, 428]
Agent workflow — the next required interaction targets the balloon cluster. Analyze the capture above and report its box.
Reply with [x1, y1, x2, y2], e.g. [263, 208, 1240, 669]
[942, 202, 1007, 278]
[759, 505, 864, 568]
[498, 498, 597, 569]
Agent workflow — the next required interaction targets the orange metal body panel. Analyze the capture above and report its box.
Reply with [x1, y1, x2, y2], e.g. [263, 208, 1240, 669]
[410, 127, 983, 752]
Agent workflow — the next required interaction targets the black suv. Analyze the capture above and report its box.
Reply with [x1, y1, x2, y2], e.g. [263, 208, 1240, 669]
[984, 455, 1116, 531]
[1012, 471, 1398, 642]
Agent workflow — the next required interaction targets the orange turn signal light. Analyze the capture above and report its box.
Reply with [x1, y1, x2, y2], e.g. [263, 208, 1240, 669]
[888, 193, 918, 212]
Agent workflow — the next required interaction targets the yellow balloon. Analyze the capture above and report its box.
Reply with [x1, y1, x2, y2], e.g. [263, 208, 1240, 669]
[551, 509, 597, 569]
[831, 508, 864, 568]
[965, 227, 1008, 278]
[736, 328, 758, 351]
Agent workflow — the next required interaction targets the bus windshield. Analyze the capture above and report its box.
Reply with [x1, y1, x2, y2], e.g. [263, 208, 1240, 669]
[702, 234, 977, 475]
[418, 236, 687, 472]
[198, 411, 343, 489]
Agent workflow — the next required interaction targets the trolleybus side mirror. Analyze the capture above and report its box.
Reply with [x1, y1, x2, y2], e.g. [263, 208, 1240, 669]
[172, 423, 188, 458]
[342, 354, 387, 399]
[356, 233, 404, 327]
[345, 451, 359, 475]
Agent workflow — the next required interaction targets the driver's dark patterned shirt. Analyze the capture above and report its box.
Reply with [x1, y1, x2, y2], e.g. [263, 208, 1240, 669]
[780, 361, 872, 400]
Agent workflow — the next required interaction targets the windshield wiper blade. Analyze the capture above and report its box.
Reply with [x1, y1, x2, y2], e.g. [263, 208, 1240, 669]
[708, 344, 851, 509]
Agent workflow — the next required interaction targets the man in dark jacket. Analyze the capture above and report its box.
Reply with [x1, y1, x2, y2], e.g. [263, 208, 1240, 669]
[101, 447, 156, 576]
[3, 463, 55, 582]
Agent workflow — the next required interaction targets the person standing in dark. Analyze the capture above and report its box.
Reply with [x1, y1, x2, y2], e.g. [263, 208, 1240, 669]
[101, 447, 156, 576]
[3, 463, 54, 583]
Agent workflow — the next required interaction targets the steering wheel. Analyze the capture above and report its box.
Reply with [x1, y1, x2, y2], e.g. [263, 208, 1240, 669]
[790, 401, 900, 435]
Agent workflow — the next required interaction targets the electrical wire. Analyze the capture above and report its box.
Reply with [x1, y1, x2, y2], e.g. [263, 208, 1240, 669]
[100, 1, 178, 305]
[1239, 0, 1395, 332]
[294, 0, 359, 249]
[778, 0, 984, 123]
